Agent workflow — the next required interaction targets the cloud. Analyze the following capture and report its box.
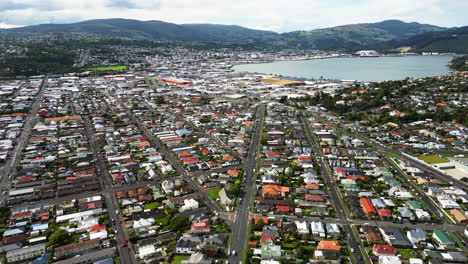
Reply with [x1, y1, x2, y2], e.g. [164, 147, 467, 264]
[0, 0, 466, 32]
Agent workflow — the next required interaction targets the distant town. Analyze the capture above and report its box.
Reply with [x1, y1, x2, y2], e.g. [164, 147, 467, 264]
[0, 45, 466, 264]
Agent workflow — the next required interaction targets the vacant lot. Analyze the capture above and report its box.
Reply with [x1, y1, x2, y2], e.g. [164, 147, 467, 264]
[87, 65, 128, 71]
[207, 187, 222, 200]
[418, 155, 448, 164]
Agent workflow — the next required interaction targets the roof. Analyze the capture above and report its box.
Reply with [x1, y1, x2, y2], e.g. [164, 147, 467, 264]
[450, 209, 468, 223]
[88, 224, 106, 233]
[317, 240, 341, 251]
[373, 244, 396, 255]
[255, 217, 268, 225]
[263, 185, 290, 197]
[261, 78, 305, 86]
[360, 198, 376, 214]
[433, 230, 455, 244]
[55, 239, 100, 255]
[45, 116, 81, 122]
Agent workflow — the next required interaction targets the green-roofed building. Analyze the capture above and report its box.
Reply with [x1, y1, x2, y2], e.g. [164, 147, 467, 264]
[423, 250, 442, 259]
[387, 180, 403, 187]
[261, 244, 282, 258]
[354, 156, 380, 160]
[343, 184, 360, 192]
[407, 200, 422, 210]
[433, 230, 455, 247]
[310, 207, 329, 216]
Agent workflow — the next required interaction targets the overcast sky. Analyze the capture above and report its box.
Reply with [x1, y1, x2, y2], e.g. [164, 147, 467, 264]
[0, 0, 467, 32]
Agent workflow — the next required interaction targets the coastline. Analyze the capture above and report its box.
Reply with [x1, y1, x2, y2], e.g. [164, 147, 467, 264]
[231, 54, 454, 83]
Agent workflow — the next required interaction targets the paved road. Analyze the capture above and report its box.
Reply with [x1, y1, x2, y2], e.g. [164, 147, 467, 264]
[254, 213, 468, 232]
[301, 114, 366, 264]
[0, 77, 47, 206]
[310, 111, 464, 224]
[172, 111, 246, 162]
[83, 115, 136, 264]
[312, 111, 467, 190]
[383, 156, 453, 224]
[229, 104, 265, 263]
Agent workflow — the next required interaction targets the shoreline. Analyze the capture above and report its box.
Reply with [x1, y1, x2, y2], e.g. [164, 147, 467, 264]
[231, 54, 454, 83]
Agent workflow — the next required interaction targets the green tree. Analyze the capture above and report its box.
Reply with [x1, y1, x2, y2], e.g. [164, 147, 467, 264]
[170, 215, 190, 230]
[48, 229, 71, 247]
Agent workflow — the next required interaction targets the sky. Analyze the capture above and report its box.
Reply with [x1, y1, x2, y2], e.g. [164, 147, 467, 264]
[0, 0, 467, 32]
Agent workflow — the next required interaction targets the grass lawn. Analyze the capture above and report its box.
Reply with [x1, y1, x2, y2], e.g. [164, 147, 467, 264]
[87, 65, 128, 71]
[171, 255, 188, 264]
[206, 187, 222, 200]
[155, 215, 171, 226]
[214, 223, 230, 232]
[143, 201, 161, 210]
[418, 155, 448, 164]
[398, 248, 418, 259]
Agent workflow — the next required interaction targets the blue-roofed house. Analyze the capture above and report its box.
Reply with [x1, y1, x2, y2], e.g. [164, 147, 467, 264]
[3, 228, 25, 237]
[372, 198, 385, 208]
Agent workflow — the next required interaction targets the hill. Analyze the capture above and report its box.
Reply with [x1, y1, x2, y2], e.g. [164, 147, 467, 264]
[280, 20, 446, 50]
[378, 26, 468, 53]
[5, 18, 276, 41]
[3, 18, 467, 52]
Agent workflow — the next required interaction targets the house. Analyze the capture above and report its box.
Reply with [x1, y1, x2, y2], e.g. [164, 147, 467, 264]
[53, 248, 116, 264]
[260, 234, 276, 245]
[432, 230, 455, 247]
[326, 223, 341, 238]
[260, 244, 282, 259]
[414, 209, 431, 221]
[218, 188, 233, 208]
[373, 244, 396, 256]
[406, 228, 427, 244]
[200, 234, 226, 257]
[262, 185, 289, 199]
[180, 199, 199, 212]
[317, 240, 341, 251]
[191, 221, 210, 233]
[176, 235, 202, 254]
[379, 255, 402, 264]
[397, 207, 414, 221]
[6, 243, 46, 263]
[310, 221, 325, 238]
[181, 252, 211, 264]
[295, 221, 309, 234]
[161, 180, 175, 194]
[363, 225, 382, 243]
[449, 209, 468, 224]
[360, 198, 377, 217]
[380, 227, 412, 248]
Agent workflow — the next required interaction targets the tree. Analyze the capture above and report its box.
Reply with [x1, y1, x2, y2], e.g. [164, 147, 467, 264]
[48, 229, 71, 247]
[170, 215, 190, 230]
[296, 246, 305, 259]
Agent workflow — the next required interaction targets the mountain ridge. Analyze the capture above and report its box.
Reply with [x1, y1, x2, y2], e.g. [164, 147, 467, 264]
[2, 18, 467, 52]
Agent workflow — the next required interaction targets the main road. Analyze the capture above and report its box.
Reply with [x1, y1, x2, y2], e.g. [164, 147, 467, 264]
[0, 77, 47, 206]
[229, 104, 265, 263]
[301, 114, 368, 264]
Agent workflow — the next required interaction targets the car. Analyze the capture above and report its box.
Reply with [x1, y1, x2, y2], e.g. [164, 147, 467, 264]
[127, 247, 131, 251]
[124, 238, 128, 243]
[119, 220, 123, 224]
[121, 244, 127, 247]
[231, 251, 236, 256]
[115, 210, 120, 215]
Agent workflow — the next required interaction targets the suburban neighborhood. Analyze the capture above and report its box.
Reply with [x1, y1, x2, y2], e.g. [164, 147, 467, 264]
[0, 49, 466, 264]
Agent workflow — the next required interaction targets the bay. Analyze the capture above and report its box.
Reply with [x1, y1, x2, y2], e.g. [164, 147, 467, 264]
[233, 55, 453, 82]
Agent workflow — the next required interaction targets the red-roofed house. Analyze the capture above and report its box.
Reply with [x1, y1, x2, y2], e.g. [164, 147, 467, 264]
[191, 221, 210, 233]
[373, 244, 396, 256]
[260, 234, 276, 244]
[360, 198, 377, 216]
[276, 205, 292, 212]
